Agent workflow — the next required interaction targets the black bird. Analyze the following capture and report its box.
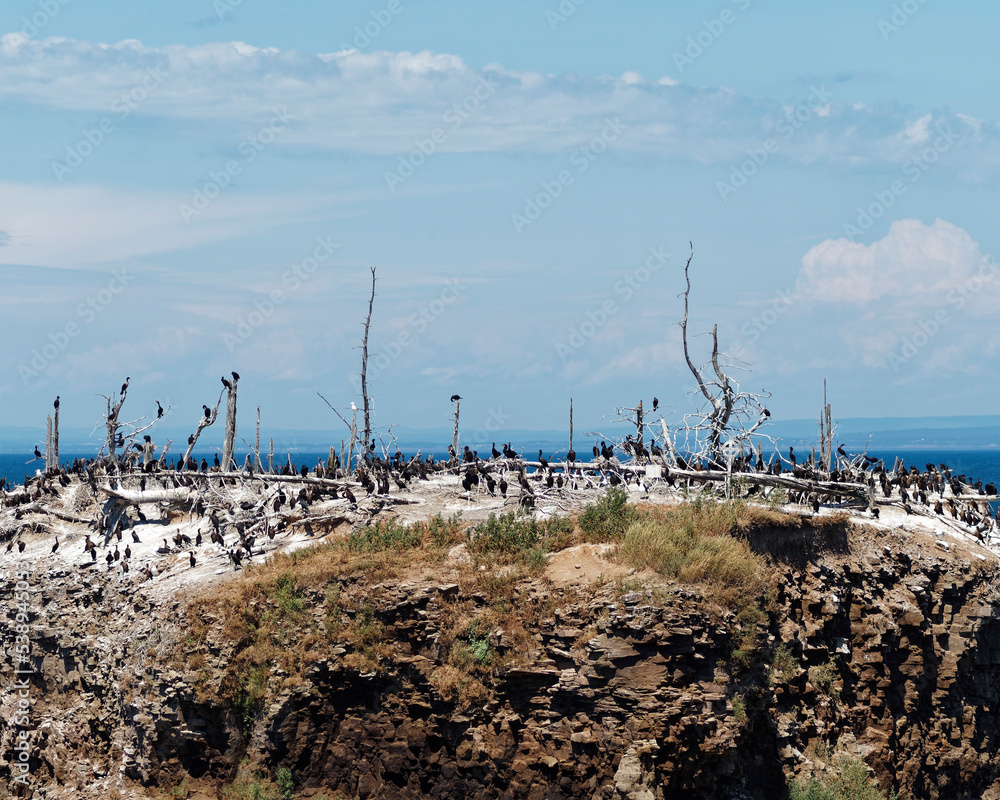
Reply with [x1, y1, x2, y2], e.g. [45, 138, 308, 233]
[51, 537, 59, 554]
[214, 454, 220, 469]
[34, 447, 42, 459]
[188, 434, 195, 446]
[18, 540, 25, 553]
[203, 405, 211, 419]
[593, 445, 599, 459]
[195, 530, 202, 546]
[54, 396, 59, 410]
[156, 401, 164, 419]
[837, 445, 847, 458]
[344, 487, 357, 505]
[450, 394, 461, 402]
[492, 443, 501, 459]
[132, 531, 140, 543]
[231, 371, 240, 382]
[652, 397, 659, 412]
[200, 458, 208, 472]
[762, 408, 771, 418]
[120, 377, 130, 396]
[222, 376, 232, 390]
[789, 447, 797, 466]
[538, 450, 549, 469]
[189, 550, 197, 568]
[567, 448, 576, 463]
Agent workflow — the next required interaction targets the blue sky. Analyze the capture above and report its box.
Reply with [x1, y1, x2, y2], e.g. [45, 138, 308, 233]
[1, 0, 998, 444]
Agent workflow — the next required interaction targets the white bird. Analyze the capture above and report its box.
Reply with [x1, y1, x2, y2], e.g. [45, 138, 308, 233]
[350, 402, 357, 411]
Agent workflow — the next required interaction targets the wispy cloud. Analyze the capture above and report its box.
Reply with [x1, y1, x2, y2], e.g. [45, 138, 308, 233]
[1, 34, 996, 171]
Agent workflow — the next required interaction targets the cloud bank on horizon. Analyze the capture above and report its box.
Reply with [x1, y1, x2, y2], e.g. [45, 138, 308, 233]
[1, 1, 997, 439]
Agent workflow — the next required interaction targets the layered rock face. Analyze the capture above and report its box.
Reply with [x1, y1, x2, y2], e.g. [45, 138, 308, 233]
[3, 520, 1000, 800]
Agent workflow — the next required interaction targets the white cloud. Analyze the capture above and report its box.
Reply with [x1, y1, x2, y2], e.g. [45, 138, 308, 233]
[796, 218, 994, 307]
[0, 34, 996, 168]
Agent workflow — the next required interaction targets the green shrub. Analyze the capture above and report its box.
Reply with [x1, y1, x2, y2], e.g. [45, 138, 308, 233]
[771, 643, 799, 683]
[579, 487, 636, 542]
[276, 767, 293, 800]
[347, 518, 421, 553]
[233, 665, 269, 729]
[785, 758, 897, 800]
[466, 511, 570, 568]
[810, 659, 840, 702]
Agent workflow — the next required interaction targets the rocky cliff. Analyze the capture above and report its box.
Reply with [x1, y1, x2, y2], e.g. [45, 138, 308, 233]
[3, 505, 1000, 800]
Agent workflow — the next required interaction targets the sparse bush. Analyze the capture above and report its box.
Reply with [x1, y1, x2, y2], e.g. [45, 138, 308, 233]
[810, 658, 840, 702]
[276, 767, 294, 800]
[732, 694, 747, 725]
[347, 518, 421, 553]
[466, 511, 570, 569]
[579, 487, 636, 542]
[771, 643, 799, 684]
[785, 757, 897, 800]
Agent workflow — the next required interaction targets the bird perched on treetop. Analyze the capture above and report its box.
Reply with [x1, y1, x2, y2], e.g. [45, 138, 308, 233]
[231, 371, 240, 382]
[451, 394, 462, 402]
[156, 401, 164, 419]
[652, 397, 659, 411]
[222, 376, 232, 390]
[203, 405, 211, 418]
[54, 396, 60, 410]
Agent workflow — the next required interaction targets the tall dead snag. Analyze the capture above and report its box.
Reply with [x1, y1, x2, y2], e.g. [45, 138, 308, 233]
[45, 415, 53, 472]
[52, 396, 60, 470]
[180, 391, 223, 469]
[104, 378, 130, 462]
[678, 244, 770, 466]
[819, 379, 834, 474]
[451, 398, 461, 458]
[221, 375, 238, 471]
[360, 266, 376, 449]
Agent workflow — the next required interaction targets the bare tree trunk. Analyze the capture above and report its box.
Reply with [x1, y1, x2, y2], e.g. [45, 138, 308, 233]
[105, 382, 129, 463]
[348, 406, 358, 474]
[328, 446, 336, 473]
[180, 392, 223, 469]
[268, 437, 274, 473]
[53, 399, 59, 470]
[255, 406, 263, 470]
[221, 380, 237, 471]
[568, 398, 573, 455]
[636, 400, 643, 459]
[451, 400, 461, 456]
[360, 266, 376, 448]
[45, 415, 53, 472]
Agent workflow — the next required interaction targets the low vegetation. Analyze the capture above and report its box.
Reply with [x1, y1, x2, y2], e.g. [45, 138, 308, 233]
[178, 487, 806, 724]
[784, 758, 898, 800]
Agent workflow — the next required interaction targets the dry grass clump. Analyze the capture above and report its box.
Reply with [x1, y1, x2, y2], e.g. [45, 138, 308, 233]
[617, 496, 770, 604]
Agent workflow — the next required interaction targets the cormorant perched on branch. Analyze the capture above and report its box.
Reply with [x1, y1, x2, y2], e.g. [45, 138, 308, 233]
[203, 405, 211, 419]
[652, 397, 659, 412]
[33, 447, 42, 459]
[837, 445, 847, 458]
[188, 435, 195, 446]
[451, 394, 461, 402]
[222, 376, 232, 390]
[538, 450, 549, 469]
[156, 401, 164, 419]
[54, 396, 59, 410]
[492, 443, 501, 459]
[789, 447, 797, 467]
[231, 371, 240, 382]
[120, 377, 130, 396]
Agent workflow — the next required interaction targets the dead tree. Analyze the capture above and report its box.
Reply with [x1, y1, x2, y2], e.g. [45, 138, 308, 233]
[45, 415, 53, 472]
[221, 375, 238, 471]
[678, 244, 770, 466]
[180, 390, 224, 469]
[52, 396, 60, 470]
[451, 398, 461, 457]
[360, 267, 376, 448]
[819, 379, 835, 474]
[103, 378, 130, 463]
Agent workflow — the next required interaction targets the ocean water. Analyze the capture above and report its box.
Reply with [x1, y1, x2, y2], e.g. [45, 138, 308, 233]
[3, 447, 997, 494]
